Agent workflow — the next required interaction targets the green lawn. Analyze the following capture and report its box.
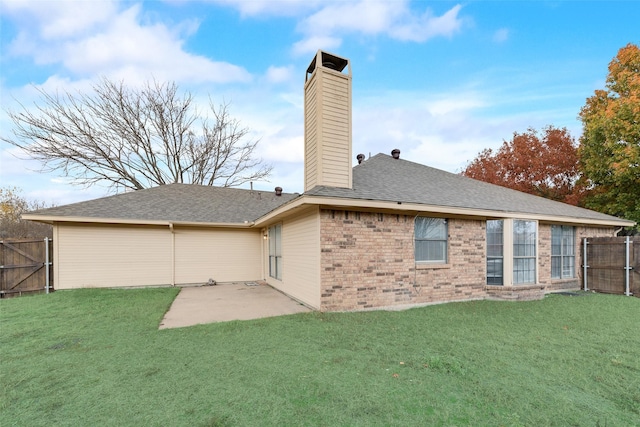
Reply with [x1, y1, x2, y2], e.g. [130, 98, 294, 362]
[1, 289, 639, 426]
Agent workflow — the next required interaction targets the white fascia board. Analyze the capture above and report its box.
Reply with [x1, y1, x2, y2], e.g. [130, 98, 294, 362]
[254, 195, 635, 228]
[21, 214, 254, 228]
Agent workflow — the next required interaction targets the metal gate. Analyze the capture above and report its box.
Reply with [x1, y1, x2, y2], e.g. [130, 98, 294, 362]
[582, 236, 638, 297]
[0, 238, 53, 297]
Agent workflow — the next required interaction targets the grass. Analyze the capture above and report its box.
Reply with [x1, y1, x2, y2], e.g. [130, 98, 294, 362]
[1, 289, 639, 426]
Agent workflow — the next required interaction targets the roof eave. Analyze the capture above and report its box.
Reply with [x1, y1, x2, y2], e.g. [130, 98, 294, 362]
[253, 195, 635, 228]
[21, 214, 255, 228]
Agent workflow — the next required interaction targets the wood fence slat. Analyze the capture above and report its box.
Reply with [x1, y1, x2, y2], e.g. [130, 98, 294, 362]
[1, 241, 40, 263]
[586, 237, 639, 297]
[0, 239, 53, 297]
[1, 264, 43, 269]
[6, 265, 42, 291]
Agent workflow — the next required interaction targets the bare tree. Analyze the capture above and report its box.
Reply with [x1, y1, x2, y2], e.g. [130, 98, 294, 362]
[0, 187, 53, 239]
[2, 78, 272, 191]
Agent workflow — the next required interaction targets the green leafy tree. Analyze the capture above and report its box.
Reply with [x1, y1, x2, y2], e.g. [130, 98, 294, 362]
[579, 43, 640, 230]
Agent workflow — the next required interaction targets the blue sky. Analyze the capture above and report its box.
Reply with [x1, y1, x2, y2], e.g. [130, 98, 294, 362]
[1, 0, 638, 205]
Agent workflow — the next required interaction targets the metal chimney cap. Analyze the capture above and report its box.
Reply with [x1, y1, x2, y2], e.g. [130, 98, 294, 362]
[306, 51, 350, 79]
[275, 186, 283, 196]
[356, 153, 365, 164]
[391, 149, 400, 159]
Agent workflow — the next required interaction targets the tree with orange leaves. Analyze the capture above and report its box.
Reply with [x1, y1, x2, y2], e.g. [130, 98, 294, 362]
[579, 43, 640, 229]
[462, 126, 586, 206]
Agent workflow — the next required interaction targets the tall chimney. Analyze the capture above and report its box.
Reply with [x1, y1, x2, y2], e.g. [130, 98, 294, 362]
[304, 50, 352, 191]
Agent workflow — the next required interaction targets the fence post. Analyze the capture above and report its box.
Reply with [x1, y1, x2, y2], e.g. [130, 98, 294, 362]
[625, 236, 631, 296]
[583, 238, 589, 291]
[45, 237, 50, 294]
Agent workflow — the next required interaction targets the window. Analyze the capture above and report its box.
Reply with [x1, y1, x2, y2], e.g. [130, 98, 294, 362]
[415, 217, 447, 263]
[485, 219, 538, 286]
[551, 225, 575, 279]
[486, 220, 504, 285]
[513, 220, 537, 284]
[268, 224, 282, 280]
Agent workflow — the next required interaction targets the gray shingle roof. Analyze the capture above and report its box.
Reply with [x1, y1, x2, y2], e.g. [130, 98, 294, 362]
[26, 154, 631, 225]
[27, 184, 299, 224]
[305, 153, 628, 223]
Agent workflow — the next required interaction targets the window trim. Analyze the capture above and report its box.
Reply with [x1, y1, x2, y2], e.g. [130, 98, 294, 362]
[486, 219, 538, 286]
[268, 223, 282, 281]
[512, 219, 537, 285]
[486, 219, 504, 285]
[414, 217, 448, 264]
[551, 225, 576, 280]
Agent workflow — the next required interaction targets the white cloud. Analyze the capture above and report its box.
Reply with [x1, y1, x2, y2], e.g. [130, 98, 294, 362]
[2, 1, 251, 85]
[349, 87, 546, 174]
[426, 95, 487, 116]
[300, 1, 402, 36]
[1, 0, 118, 40]
[292, 35, 342, 56]
[390, 4, 464, 42]
[191, 0, 322, 17]
[200, 0, 465, 56]
[293, 1, 464, 55]
[26, 182, 109, 206]
[493, 28, 510, 43]
[37, 75, 95, 93]
[0, 144, 38, 177]
[264, 66, 295, 84]
[258, 134, 304, 164]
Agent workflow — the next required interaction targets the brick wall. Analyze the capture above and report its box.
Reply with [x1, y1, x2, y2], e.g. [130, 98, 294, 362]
[318, 210, 618, 310]
[319, 210, 485, 311]
[538, 224, 552, 287]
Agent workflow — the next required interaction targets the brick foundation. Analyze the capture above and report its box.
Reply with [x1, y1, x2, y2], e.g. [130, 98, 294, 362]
[485, 284, 546, 301]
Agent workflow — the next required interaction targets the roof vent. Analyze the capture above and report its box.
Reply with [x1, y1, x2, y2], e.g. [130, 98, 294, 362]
[391, 149, 400, 159]
[357, 154, 365, 164]
[275, 187, 283, 196]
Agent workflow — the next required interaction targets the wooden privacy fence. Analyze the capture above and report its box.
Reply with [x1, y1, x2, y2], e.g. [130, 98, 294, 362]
[582, 236, 638, 297]
[0, 238, 53, 297]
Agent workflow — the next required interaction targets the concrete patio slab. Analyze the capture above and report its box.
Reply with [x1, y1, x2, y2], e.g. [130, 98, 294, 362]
[159, 282, 311, 329]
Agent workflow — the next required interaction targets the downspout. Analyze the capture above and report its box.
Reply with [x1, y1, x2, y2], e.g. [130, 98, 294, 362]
[614, 226, 624, 237]
[261, 228, 266, 280]
[169, 223, 175, 286]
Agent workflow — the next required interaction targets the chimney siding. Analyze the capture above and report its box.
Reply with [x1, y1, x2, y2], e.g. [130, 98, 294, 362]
[304, 51, 352, 191]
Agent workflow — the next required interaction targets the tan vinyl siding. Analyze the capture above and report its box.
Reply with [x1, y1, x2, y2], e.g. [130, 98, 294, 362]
[174, 228, 261, 284]
[55, 224, 263, 290]
[304, 63, 352, 191]
[319, 72, 351, 189]
[304, 75, 319, 190]
[266, 207, 320, 309]
[55, 223, 171, 289]
[52, 224, 60, 289]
